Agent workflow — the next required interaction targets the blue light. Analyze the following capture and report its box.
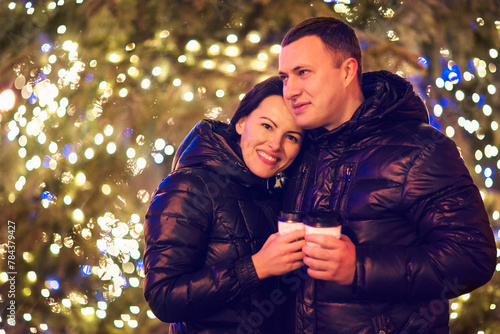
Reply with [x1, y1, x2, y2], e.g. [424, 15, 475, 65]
[94, 291, 106, 301]
[29, 93, 37, 104]
[484, 167, 493, 178]
[467, 59, 476, 72]
[477, 95, 486, 107]
[62, 143, 75, 158]
[42, 155, 52, 168]
[418, 57, 429, 68]
[81, 265, 92, 276]
[41, 191, 53, 201]
[48, 279, 60, 290]
[34, 72, 44, 85]
[440, 98, 450, 108]
[136, 259, 144, 274]
[84, 74, 94, 82]
[41, 43, 52, 53]
[124, 128, 133, 137]
[25, 2, 32, 9]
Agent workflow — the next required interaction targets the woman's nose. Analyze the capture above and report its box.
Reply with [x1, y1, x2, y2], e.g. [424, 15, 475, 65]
[267, 135, 282, 151]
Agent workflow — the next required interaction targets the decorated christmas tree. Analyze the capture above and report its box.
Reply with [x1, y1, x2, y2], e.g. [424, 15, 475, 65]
[0, 0, 498, 333]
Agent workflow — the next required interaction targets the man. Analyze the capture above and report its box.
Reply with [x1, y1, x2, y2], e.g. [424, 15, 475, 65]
[279, 17, 496, 333]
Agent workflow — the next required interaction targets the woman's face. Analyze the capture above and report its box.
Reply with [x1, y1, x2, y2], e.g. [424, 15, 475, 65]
[236, 95, 303, 179]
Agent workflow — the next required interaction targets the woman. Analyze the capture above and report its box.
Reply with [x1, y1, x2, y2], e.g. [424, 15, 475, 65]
[143, 76, 306, 333]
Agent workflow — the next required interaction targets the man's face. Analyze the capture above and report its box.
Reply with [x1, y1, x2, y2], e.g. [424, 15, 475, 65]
[279, 35, 349, 131]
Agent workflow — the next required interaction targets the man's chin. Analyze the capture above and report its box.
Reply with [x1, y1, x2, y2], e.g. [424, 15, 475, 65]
[296, 121, 317, 130]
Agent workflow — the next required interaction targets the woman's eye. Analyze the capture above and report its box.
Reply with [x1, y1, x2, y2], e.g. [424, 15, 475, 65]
[262, 123, 272, 130]
[287, 135, 298, 142]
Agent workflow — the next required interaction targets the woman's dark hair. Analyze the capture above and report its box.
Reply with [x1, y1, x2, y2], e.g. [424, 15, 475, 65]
[230, 76, 284, 138]
[282, 16, 362, 84]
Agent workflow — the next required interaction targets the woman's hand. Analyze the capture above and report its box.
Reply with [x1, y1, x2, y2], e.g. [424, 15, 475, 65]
[252, 230, 306, 280]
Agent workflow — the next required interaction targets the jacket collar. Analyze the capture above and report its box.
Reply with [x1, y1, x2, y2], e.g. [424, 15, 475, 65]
[309, 70, 429, 145]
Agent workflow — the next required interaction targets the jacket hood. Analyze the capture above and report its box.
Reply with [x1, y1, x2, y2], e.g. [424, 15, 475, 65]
[311, 70, 429, 141]
[357, 70, 429, 124]
[171, 119, 271, 189]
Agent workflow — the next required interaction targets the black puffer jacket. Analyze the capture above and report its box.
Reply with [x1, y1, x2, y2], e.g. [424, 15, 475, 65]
[143, 120, 286, 333]
[283, 71, 497, 334]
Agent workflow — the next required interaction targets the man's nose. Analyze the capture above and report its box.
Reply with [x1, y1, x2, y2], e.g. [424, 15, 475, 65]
[283, 77, 300, 100]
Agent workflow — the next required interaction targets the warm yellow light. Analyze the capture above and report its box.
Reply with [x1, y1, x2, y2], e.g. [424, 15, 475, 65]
[109, 53, 120, 63]
[126, 147, 136, 158]
[248, 32, 260, 43]
[226, 34, 238, 43]
[64, 195, 72, 205]
[50, 244, 60, 254]
[85, 148, 94, 159]
[102, 184, 111, 195]
[224, 46, 240, 57]
[119, 88, 128, 97]
[94, 133, 104, 145]
[203, 60, 215, 69]
[154, 139, 166, 150]
[136, 158, 147, 169]
[141, 79, 151, 89]
[73, 209, 84, 222]
[208, 44, 220, 55]
[0, 89, 16, 111]
[75, 172, 86, 185]
[186, 40, 201, 52]
[27, 271, 37, 282]
[57, 25, 67, 34]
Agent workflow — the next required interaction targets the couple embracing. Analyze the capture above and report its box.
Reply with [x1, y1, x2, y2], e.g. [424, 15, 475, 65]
[143, 17, 496, 334]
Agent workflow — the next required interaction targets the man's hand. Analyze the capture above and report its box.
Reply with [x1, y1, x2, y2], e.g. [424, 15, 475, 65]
[302, 234, 356, 285]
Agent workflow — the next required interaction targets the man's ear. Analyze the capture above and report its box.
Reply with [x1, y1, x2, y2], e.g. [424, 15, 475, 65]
[342, 58, 359, 87]
[235, 117, 247, 135]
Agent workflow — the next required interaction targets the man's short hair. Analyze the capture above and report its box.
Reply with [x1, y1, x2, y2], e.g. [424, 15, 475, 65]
[282, 17, 362, 84]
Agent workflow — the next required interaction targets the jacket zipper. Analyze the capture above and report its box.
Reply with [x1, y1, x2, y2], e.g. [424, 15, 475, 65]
[295, 164, 309, 211]
[334, 166, 352, 214]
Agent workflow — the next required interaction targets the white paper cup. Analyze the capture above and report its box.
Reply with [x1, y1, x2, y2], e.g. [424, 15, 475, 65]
[278, 220, 305, 235]
[303, 210, 343, 247]
[278, 211, 305, 235]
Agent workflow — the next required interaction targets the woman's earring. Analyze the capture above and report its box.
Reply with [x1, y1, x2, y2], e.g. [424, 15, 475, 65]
[275, 172, 285, 188]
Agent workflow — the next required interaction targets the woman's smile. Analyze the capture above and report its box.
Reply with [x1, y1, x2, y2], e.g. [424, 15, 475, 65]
[257, 150, 279, 164]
